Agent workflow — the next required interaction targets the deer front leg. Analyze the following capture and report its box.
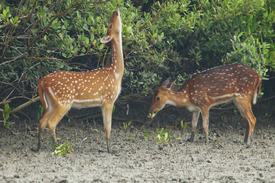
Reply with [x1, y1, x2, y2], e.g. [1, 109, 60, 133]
[201, 107, 210, 144]
[101, 103, 113, 153]
[190, 110, 200, 142]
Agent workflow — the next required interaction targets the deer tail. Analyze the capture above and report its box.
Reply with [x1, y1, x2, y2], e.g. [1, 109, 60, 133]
[38, 80, 48, 109]
[253, 77, 261, 105]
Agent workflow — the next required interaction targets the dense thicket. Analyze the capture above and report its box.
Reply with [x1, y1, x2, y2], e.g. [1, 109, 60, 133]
[0, 0, 275, 120]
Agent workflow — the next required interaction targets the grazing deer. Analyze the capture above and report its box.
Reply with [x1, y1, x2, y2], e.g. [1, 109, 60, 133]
[36, 9, 123, 152]
[150, 63, 261, 146]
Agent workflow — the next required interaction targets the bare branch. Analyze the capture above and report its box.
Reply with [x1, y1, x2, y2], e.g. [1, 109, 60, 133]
[10, 96, 40, 114]
[0, 54, 26, 67]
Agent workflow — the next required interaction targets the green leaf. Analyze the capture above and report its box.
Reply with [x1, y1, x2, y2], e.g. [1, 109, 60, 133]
[90, 33, 94, 41]
[64, 20, 68, 27]
[99, 43, 105, 50]
[181, 121, 188, 130]
[3, 103, 11, 122]
[62, 52, 67, 58]
[83, 23, 88, 31]
[84, 37, 89, 45]
[5, 123, 11, 129]
[67, 0, 71, 6]
[14, 16, 19, 23]
[59, 33, 63, 40]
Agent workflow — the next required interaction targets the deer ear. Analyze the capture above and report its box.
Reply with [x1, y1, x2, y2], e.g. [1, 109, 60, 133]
[100, 36, 113, 44]
[162, 79, 172, 88]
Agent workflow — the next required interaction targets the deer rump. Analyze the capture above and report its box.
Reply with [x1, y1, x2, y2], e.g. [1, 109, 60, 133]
[181, 63, 261, 109]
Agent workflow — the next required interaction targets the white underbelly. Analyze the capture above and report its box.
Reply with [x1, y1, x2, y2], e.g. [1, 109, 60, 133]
[209, 98, 234, 109]
[71, 99, 102, 109]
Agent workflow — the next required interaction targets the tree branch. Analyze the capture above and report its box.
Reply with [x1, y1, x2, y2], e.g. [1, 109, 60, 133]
[10, 96, 40, 115]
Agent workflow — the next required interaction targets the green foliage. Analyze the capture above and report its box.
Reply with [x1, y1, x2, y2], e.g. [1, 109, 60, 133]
[3, 103, 11, 121]
[123, 121, 132, 130]
[126, 136, 134, 141]
[112, 105, 116, 113]
[154, 128, 170, 143]
[222, 34, 271, 79]
[37, 105, 45, 120]
[3, 103, 11, 128]
[1, 0, 275, 113]
[180, 121, 189, 130]
[143, 130, 149, 141]
[52, 142, 74, 156]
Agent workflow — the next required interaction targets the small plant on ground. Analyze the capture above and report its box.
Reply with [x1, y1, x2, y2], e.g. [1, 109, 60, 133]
[52, 142, 74, 155]
[123, 121, 132, 131]
[3, 104, 11, 128]
[180, 121, 189, 130]
[176, 121, 189, 140]
[154, 128, 170, 143]
[126, 136, 134, 141]
[143, 130, 150, 141]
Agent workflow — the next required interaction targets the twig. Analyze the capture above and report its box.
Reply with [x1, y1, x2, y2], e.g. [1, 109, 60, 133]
[17, 111, 32, 122]
[0, 96, 29, 106]
[0, 54, 25, 66]
[0, 120, 15, 125]
[1, 62, 40, 104]
[2, 72, 26, 104]
[258, 96, 275, 103]
[10, 97, 40, 114]
[1, 56, 67, 62]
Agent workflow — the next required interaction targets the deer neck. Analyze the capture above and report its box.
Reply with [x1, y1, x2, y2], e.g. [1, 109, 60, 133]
[167, 88, 190, 108]
[107, 38, 124, 80]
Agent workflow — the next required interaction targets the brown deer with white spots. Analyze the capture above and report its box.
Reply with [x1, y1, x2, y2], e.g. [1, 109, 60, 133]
[150, 63, 261, 146]
[36, 9, 123, 152]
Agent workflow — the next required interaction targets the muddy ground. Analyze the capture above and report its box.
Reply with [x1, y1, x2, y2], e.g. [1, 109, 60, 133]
[0, 113, 275, 183]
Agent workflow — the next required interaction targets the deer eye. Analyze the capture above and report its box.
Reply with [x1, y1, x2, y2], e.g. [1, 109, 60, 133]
[109, 24, 112, 29]
[156, 97, 160, 101]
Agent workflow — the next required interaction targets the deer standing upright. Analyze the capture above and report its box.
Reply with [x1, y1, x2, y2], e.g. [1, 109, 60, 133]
[36, 9, 123, 152]
[150, 63, 261, 146]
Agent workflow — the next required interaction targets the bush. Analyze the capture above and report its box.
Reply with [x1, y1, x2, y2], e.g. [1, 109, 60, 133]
[0, 0, 274, 117]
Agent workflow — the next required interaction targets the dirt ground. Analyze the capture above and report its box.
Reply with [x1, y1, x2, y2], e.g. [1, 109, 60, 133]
[0, 114, 275, 183]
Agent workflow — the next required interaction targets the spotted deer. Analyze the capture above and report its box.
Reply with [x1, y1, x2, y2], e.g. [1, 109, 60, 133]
[150, 63, 261, 146]
[36, 9, 123, 152]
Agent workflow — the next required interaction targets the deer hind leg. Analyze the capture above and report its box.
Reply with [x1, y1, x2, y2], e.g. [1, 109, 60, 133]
[36, 108, 53, 151]
[101, 103, 113, 153]
[190, 110, 200, 142]
[233, 98, 256, 146]
[200, 107, 210, 144]
[47, 105, 71, 145]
